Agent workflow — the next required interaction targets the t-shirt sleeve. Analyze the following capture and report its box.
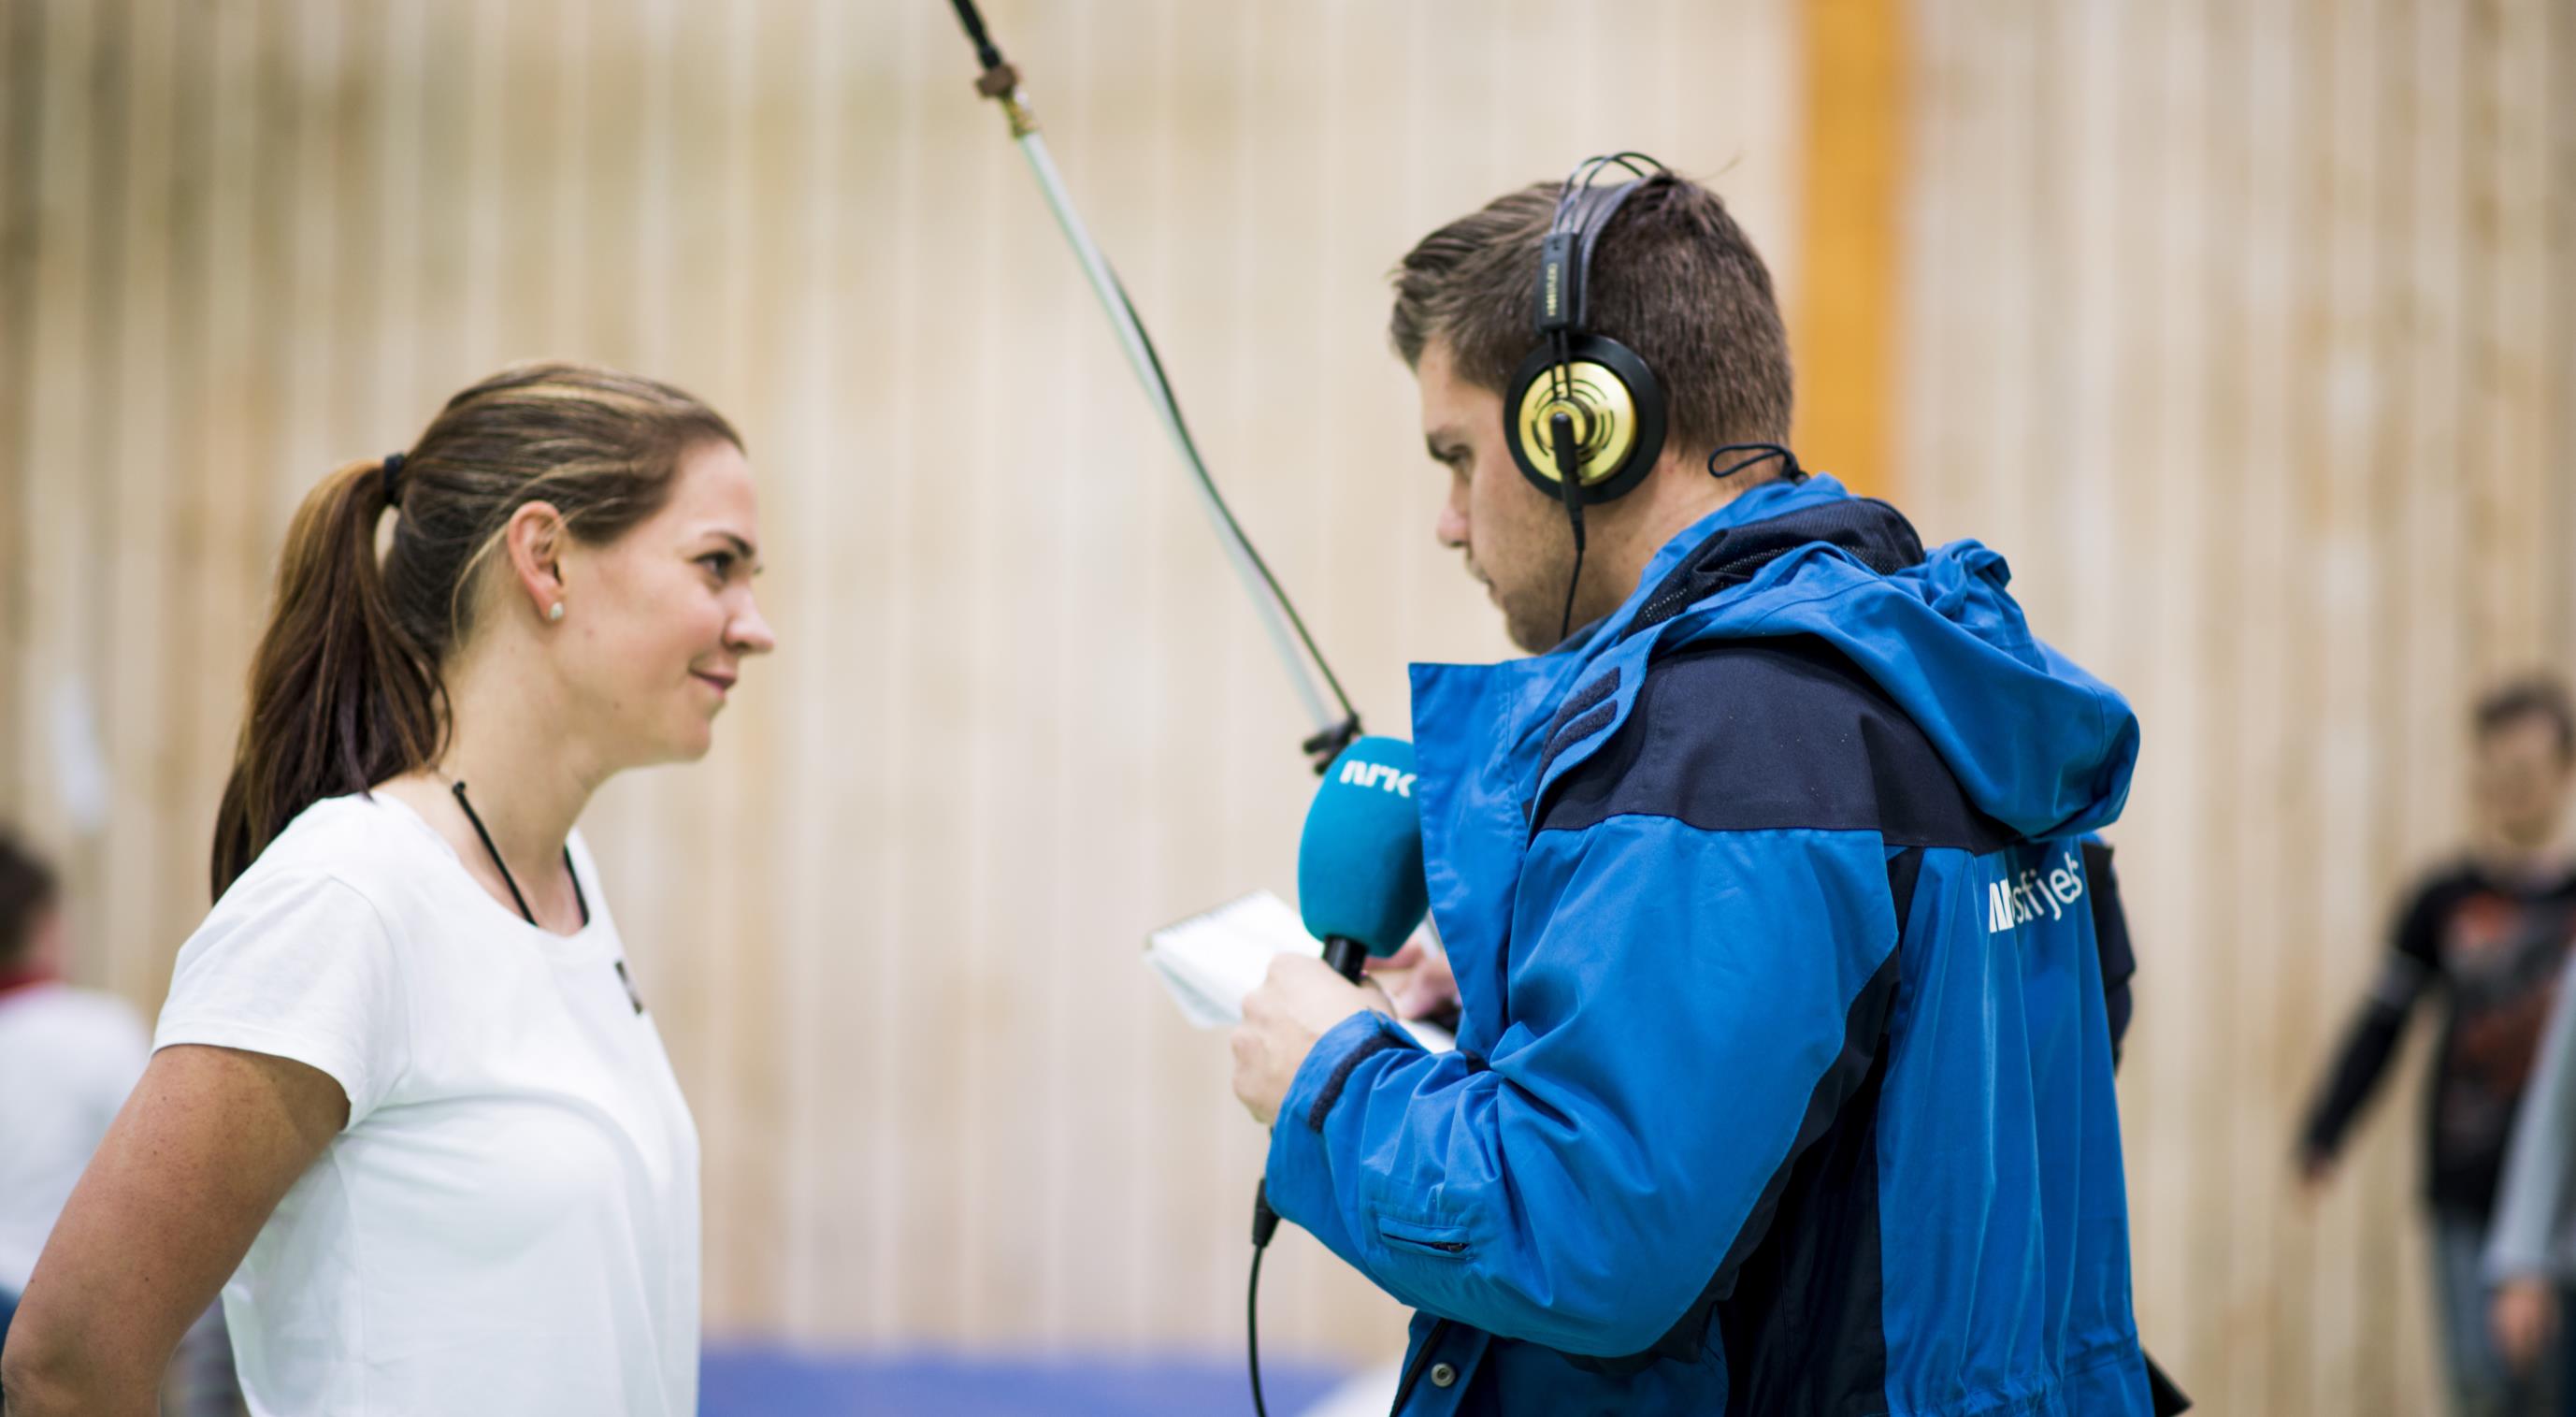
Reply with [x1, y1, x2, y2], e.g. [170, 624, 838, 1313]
[2487, 949, 2576, 1280]
[2393, 879, 2450, 971]
[2296, 875, 2450, 1162]
[152, 871, 409, 1128]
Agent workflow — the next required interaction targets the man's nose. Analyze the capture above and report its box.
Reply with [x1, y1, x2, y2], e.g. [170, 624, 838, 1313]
[1435, 499, 1468, 548]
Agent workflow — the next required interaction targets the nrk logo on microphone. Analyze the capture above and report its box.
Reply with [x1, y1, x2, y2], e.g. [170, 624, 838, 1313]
[1336, 757, 1416, 798]
[1301, 736, 1431, 962]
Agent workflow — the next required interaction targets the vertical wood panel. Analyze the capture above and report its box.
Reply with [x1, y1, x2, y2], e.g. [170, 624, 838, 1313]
[772, 0, 852, 1342]
[21, 0, 101, 976]
[2195, 0, 2256, 1401]
[70, 0, 128, 1001]
[170, 0, 255, 938]
[2235, 2, 2311, 1406]
[2130, 0, 2211, 1388]
[1790, 0, 1900, 495]
[1894, 0, 1960, 540]
[97, 0, 174, 1008]
[2482, 0, 2554, 673]
[2557, 0, 2576, 680]
[2162, 0, 2231, 1399]
[857, 0, 928, 1344]
[0, 0, 39, 815]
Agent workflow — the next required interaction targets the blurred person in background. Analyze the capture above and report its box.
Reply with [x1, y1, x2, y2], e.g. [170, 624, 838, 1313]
[2486, 880, 2576, 1412]
[0, 833, 148, 1362]
[2297, 674, 2576, 1417]
[0, 363, 775, 1417]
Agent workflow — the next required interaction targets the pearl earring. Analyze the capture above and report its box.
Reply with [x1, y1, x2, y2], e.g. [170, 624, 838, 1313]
[547, 602, 565, 623]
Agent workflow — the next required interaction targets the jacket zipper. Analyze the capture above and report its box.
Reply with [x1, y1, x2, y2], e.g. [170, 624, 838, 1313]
[1389, 1319, 1457, 1413]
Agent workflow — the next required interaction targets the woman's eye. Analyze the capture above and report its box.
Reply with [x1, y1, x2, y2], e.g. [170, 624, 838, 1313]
[698, 553, 734, 577]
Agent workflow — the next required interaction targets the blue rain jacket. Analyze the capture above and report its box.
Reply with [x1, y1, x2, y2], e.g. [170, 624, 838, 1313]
[1265, 476, 2156, 1414]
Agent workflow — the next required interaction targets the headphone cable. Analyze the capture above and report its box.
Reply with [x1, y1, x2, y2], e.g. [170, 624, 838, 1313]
[1248, 1182, 1282, 1417]
[1549, 401, 1589, 646]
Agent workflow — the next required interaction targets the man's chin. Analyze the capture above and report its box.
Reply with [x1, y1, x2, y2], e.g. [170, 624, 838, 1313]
[1501, 608, 1557, 655]
[1481, 578, 1566, 654]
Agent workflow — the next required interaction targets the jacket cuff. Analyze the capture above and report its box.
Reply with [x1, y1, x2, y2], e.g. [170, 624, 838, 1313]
[1264, 1010, 1419, 1237]
[2483, 1230, 2557, 1284]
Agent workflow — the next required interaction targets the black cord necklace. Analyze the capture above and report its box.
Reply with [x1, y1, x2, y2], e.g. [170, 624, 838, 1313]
[450, 780, 589, 930]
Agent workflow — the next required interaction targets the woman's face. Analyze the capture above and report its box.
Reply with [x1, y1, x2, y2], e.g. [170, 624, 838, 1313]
[558, 440, 777, 769]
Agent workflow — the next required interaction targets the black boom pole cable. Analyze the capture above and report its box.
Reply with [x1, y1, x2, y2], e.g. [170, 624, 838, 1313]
[943, 5, 1374, 1411]
[943, 0, 1361, 768]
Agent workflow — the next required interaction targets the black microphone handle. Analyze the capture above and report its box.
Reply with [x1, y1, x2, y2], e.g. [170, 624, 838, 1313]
[1255, 935, 1363, 1415]
[1321, 935, 1369, 982]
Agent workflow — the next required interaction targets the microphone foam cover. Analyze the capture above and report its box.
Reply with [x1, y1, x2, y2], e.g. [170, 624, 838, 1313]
[1298, 736, 1431, 959]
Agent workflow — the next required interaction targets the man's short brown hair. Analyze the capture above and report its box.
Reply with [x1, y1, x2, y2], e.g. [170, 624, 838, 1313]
[2477, 674, 2576, 761]
[0, 830, 57, 970]
[1389, 173, 1793, 458]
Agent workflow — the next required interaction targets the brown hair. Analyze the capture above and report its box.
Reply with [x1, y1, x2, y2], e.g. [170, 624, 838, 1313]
[209, 362, 741, 899]
[1389, 173, 1793, 460]
[2477, 673, 2576, 762]
[0, 830, 58, 969]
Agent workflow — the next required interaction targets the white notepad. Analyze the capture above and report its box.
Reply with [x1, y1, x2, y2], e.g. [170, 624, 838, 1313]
[1144, 889, 1454, 1051]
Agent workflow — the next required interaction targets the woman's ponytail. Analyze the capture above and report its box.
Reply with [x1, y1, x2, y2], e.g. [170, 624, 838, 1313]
[209, 457, 442, 898]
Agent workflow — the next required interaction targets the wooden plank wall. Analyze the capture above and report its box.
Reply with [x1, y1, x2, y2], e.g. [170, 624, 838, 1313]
[8, 0, 2571, 1395]
[1902, 0, 2575, 1412]
[1790, 0, 1903, 497]
[0, 0, 1801, 1364]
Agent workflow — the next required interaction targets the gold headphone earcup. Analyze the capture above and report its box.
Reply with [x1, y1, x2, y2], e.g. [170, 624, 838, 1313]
[1503, 336, 1669, 504]
[1514, 361, 1639, 486]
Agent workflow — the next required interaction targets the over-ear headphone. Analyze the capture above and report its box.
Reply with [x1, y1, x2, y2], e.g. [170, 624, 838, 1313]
[1504, 152, 1672, 507]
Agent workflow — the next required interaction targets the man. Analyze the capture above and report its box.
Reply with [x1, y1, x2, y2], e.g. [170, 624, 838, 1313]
[2298, 677, 2576, 1417]
[0, 834, 149, 1362]
[1230, 166, 2167, 1414]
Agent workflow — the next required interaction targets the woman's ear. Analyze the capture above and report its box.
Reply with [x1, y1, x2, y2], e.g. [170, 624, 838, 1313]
[504, 501, 570, 620]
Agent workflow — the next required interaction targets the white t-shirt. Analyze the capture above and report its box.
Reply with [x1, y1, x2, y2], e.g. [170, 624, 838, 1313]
[153, 792, 700, 1417]
[0, 981, 151, 1293]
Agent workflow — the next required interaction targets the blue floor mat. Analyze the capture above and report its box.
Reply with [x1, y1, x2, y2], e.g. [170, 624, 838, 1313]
[700, 1344, 1351, 1417]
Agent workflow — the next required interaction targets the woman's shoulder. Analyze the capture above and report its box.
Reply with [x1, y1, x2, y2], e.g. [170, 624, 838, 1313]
[215, 792, 450, 920]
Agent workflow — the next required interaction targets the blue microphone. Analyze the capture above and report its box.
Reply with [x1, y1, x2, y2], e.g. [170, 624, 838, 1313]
[1299, 736, 1431, 980]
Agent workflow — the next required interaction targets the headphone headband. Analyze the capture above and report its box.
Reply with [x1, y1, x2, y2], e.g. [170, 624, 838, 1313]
[1533, 167, 1657, 340]
[1505, 153, 1673, 510]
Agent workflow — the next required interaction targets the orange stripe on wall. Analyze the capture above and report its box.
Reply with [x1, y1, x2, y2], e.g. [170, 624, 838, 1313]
[1791, 0, 1904, 499]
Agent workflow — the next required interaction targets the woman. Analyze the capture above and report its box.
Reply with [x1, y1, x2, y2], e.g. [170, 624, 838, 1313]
[0, 363, 774, 1416]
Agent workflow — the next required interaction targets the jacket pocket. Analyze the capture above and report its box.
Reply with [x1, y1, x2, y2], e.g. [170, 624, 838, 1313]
[1377, 1215, 1475, 1260]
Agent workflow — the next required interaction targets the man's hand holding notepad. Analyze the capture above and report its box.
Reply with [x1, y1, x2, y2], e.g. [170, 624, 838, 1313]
[1145, 889, 1454, 1052]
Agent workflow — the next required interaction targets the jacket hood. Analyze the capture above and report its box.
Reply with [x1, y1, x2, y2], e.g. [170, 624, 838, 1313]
[1615, 476, 2139, 842]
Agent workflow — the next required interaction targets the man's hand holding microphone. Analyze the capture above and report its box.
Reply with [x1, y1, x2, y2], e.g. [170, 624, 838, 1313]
[1230, 924, 1458, 1125]
[1231, 956, 1389, 1127]
[1230, 737, 1437, 1125]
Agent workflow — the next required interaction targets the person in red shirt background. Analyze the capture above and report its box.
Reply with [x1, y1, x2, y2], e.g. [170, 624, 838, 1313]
[2298, 675, 2576, 1417]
